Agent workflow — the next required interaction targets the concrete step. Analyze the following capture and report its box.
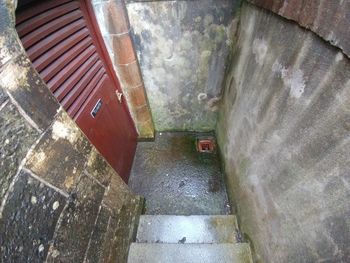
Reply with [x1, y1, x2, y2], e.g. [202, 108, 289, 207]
[127, 243, 253, 263]
[136, 215, 239, 244]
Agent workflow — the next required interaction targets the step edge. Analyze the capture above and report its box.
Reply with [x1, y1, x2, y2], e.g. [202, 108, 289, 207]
[129, 242, 251, 247]
[128, 242, 253, 263]
[139, 215, 238, 218]
[137, 215, 238, 227]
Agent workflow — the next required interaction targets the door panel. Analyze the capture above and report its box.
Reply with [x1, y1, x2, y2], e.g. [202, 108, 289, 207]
[75, 76, 137, 178]
[16, 0, 137, 182]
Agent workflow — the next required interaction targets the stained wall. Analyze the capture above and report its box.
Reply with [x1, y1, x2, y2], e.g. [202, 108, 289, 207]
[217, 2, 350, 262]
[126, 0, 240, 131]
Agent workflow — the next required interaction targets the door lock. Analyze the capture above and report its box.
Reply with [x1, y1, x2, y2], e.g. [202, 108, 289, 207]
[116, 90, 123, 103]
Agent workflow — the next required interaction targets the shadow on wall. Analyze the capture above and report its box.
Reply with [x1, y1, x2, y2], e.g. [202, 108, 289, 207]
[0, 1, 142, 262]
[217, 2, 350, 263]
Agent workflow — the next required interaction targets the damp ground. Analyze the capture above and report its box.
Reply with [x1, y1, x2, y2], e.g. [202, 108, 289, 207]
[128, 132, 230, 215]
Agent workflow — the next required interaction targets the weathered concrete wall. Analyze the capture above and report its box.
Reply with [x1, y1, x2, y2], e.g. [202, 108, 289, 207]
[247, 0, 350, 59]
[0, 1, 142, 262]
[217, 2, 350, 263]
[126, 0, 240, 131]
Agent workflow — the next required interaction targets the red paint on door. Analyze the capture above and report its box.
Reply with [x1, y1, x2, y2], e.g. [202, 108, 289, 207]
[16, 0, 138, 182]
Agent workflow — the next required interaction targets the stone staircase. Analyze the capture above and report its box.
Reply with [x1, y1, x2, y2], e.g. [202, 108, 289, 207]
[127, 215, 253, 263]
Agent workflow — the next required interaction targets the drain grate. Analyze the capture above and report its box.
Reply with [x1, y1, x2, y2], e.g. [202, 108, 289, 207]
[196, 137, 215, 153]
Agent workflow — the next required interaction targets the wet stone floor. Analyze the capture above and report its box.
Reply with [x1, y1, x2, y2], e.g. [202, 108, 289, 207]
[128, 132, 230, 215]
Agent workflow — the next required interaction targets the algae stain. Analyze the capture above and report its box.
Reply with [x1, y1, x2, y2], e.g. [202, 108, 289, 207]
[239, 158, 250, 178]
[169, 134, 196, 157]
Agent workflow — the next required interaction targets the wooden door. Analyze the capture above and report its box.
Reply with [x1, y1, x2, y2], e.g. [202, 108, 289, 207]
[16, 0, 138, 182]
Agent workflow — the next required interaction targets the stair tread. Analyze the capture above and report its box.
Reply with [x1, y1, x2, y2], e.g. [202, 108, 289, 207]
[127, 243, 253, 263]
[136, 215, 238, 244]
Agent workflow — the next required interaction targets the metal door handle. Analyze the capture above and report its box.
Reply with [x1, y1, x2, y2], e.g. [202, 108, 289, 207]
[116, 90, 123, 103]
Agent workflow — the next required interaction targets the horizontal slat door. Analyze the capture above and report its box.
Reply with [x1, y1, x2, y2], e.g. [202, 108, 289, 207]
[16, 0, 138, 181]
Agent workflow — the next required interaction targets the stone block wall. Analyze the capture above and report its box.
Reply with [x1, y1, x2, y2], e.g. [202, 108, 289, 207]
[217, 2, 350, 262]
[0, 1, 143, 262]
[125, 0, 241, 131]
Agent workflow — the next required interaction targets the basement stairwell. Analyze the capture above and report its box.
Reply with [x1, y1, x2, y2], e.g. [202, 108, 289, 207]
[1, 0, 350, 262]
[127, 132, 254, 262]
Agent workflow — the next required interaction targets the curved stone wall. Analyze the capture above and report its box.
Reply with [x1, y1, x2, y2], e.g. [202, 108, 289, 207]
[0, 1, 142, 262]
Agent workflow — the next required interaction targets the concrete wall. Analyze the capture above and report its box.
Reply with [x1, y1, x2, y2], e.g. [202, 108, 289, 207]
[247, 0, 350, 58]
[126, 0, 240, 131]
[217, 2, 350, 262]
[0, 1, 142, 262]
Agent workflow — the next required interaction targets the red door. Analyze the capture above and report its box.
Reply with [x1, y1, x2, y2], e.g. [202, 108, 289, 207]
[16, 0, 138, 182]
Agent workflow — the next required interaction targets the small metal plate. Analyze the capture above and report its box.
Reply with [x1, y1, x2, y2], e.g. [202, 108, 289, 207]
[91, 99, 102, 118]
